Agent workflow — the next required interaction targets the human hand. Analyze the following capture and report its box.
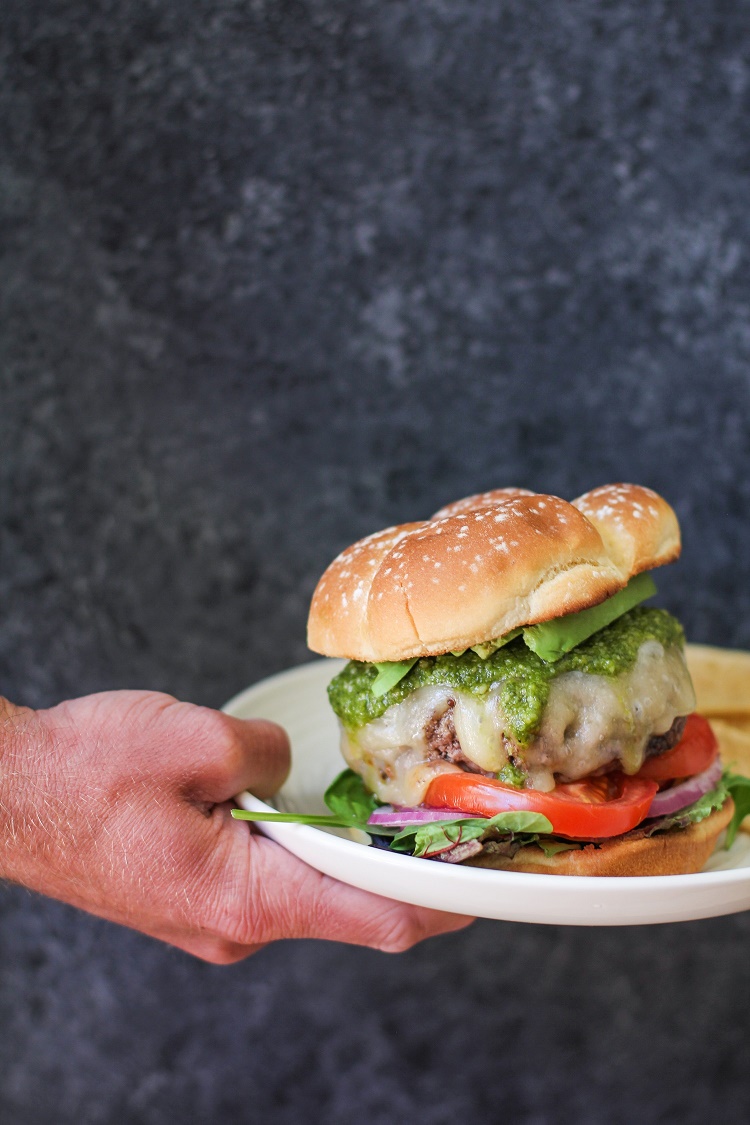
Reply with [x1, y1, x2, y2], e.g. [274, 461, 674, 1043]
[0, 692, 473, 962]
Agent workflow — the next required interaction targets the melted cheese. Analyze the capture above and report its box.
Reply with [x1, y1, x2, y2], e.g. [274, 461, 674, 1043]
[339, 640, 696, 805]
[341, 685, 463, 808]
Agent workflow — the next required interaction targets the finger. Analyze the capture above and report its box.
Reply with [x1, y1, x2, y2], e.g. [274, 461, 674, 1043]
[222, 716, 291, 799]
[155, 930, 268, 965]
[221, 831, 475, 952]
[104, 910, 268, 965]
[187, 712, 291, 804]
[169, 936, 267, 965]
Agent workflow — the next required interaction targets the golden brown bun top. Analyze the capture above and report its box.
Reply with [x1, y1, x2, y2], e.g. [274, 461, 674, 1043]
[307, 483, 681, 662]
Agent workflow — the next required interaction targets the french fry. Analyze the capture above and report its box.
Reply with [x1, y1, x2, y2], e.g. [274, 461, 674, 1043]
[683, 644, 750, 836]
[709, 718, 750, 778]
[706, 719, 750, 835]
[703, 714, 750, 734]
[685, 643, 750, 716]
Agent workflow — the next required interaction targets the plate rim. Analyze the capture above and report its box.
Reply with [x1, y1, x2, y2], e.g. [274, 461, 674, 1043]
[225, 658, 750, 923]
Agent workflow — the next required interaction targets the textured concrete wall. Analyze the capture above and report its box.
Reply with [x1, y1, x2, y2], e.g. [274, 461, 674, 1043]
[2, 3, 750, 1122]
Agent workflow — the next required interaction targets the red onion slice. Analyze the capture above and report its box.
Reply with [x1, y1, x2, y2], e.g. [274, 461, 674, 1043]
[646, 755, 723, 818]
[367, 806, 468, 828]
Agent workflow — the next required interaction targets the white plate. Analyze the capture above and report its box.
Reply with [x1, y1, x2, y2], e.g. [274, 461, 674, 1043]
[225, 660, 750, 926]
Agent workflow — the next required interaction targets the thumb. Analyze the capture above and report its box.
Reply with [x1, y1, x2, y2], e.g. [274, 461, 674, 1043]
[189, 713, 291, 804]
[229, 717, 291, 799]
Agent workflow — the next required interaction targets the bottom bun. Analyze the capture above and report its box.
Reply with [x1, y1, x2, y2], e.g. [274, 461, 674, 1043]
[462, 799, 735, 877]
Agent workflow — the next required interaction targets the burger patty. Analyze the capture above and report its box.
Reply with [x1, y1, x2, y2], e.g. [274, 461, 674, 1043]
[424, 701, 496, 776]
[643, 714, 687, 758]
[425, 704, 687, 778]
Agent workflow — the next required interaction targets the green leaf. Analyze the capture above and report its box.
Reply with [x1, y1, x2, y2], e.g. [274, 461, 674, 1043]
[724, 772, 750, 848]
[414, 822, 483, 858]
[230, 770, 382, 832]
[483, 811, 553, 834]
[387, 820, 471, 855]
[681, 782, 729, 825]
[324, 769, 381, 822]
[523, 572, 657, 663]
[231, 809, 364, 828]
[371, 659, 418, 697]
[536, 838, 581, 857]
[389, 810, 553, 858]
[640, 781, 732, 839]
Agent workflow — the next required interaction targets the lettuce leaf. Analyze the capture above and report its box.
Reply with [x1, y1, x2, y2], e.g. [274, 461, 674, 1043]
[724, 771, 750, 848]
[324, 768, 381, 823]
[536, 838, 581, 857]
[389, 811, 553, 859]
[231, 769, 384, 832]
[232, 781, 556, 861]
[633, 780, 730, 840]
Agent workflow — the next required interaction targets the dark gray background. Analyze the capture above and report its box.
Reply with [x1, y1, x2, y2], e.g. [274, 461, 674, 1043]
[3, 2, 750, 1122]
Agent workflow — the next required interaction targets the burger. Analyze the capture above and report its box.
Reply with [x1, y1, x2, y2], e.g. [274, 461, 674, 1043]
[304, 484, 742, 875]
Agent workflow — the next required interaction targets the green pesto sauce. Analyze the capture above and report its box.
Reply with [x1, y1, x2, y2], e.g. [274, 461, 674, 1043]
[327, 607, 685, 747]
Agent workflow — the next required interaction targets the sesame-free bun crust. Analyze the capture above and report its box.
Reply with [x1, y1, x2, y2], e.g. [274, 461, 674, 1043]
[307, 483, 681, 662]
[463, 800, 734, 876]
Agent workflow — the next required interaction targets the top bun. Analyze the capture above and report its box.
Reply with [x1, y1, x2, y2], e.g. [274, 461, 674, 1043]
[307, 484, 681, 662]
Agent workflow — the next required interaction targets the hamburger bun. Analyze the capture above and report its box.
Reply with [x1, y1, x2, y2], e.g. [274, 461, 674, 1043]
[308, 484, 681, 662]
[463, 799, 734, 876]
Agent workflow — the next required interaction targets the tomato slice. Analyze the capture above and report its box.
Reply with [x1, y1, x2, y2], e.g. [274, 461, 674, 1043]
[423, 772, 658, 839]
[636, 713, 718, 782]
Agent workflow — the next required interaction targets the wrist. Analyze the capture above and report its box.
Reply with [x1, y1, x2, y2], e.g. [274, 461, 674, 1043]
[0, 697, 41, 883]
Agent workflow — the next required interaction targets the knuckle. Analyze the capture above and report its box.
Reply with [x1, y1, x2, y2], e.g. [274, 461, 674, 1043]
[191, 709, 246, 785]
[369, 909, 423, 954]
[229, 719, 290, 797]
[205, 708, 243, 757]
[189, 937, 255, 966]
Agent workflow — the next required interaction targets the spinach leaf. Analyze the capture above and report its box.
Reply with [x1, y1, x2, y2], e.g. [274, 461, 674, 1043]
[724, 772, 750, 848]
[536, 838, 581, 857]
[231, 809, 367, 828]
[231, 769, 382, 833]
[389, 811, 553, 859]
[234, 777, 566, 862]
[324, 769, 381, 823]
